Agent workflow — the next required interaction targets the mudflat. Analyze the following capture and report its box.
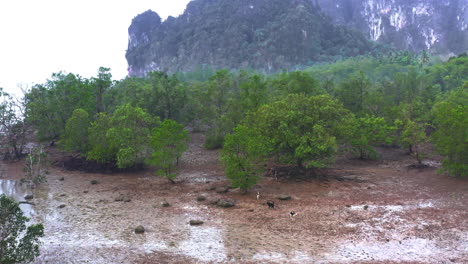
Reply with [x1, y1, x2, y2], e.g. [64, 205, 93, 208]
[1, 133, 466, 264]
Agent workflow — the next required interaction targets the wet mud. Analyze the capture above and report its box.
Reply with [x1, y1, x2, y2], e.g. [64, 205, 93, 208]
[0, 133, 466, 263]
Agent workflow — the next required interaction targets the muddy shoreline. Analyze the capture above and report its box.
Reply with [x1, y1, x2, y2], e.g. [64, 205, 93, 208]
[1, 133, 467, 263]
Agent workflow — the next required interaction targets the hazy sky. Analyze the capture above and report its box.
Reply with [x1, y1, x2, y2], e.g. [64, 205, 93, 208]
[0, 0, 191, 94]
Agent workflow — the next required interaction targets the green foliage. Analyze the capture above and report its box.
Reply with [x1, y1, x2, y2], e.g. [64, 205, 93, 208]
[87, 104, 158, 168]
[240, 74, 267, 111]
[398, 119, 427, 164]
[270, 71, 322, 98]
[335, 72, 370, 115]
[221, 125, 269, 192]
[350, 116, 395, 159]
[147, 72, 188, 121]
[198, 70, 236, 149]
[0, 194, 44, 264]
[431, 86, 467, 177]
[148, 119, 189, 182]
[26, 72, 95, 140]
[105, 77, 152, 113]
[246, 94, 353, 169]
[86, 113, 114, 164]
[61, 109, 90, 153]
[92, 67, 112, 113]
[425, 54, 468, 92]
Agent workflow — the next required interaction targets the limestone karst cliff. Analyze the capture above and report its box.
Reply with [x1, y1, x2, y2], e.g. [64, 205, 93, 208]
[126, 0, 467, 76]
[316, 0, 467, 54]
[126, 0, 380, 76]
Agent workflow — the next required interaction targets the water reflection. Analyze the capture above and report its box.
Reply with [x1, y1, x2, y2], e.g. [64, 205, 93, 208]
[0, 179, 34, 218]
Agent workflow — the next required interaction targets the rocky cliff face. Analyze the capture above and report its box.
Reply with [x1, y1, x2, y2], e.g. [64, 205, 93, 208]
[126, 0, 467, 76]
[316, 0, 467, 53]
[126, 0, 380, 76]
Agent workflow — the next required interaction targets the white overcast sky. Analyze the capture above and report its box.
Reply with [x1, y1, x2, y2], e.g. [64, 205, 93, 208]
[0, 0, 191, 94]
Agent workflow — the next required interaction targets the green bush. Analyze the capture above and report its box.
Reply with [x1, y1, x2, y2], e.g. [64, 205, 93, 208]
[148, 119, 189, 182]
[431, 86, 467, 177]
[0, 194, 44, 264]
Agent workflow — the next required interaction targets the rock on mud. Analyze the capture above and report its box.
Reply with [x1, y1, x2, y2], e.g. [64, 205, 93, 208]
[115, 194, 131, 202]
[58, 204, 66, 208]
[216, 187, 229, 194]
[210, 199, 220, 205]
[278, 195, 291, 201]
[161, 201, 170, 207]
[217, 200, 235, 208]
[134, 225, 145, 234]
[196, 195, 207, 201]
[189, 220, 204, 226]
[24, 194, 34, 200]
[91, 180, 99, 185]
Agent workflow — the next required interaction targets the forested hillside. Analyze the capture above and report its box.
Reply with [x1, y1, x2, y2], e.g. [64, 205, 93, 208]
[126, 0, 385, 76]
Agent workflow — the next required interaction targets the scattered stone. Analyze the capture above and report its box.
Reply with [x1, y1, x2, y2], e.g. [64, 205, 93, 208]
[345, 205, 351, 208]
[248, 209, 254, 212]
[210, 199, 220, 205]
[363, 205, 369, 210]
[24, 194, 34, 200]
[217, 200, 235, 208]
[196, 195, 207, 201]
[278, 195, 291, 201]
[83, 190, 89, 193]
[385, 238, 390, 242]
[115, 194, 131, 202]
[59, 177, 65, 181]
[189, 220, 204, 226]
[90, 180, 99, 185]
[216, 187, 229, 194]
[168, 241, 177, 247]
[59, 193, 66, 197]
[58, 204, 66, 208]
[161, 201, 170, 207]
[134, 225, 145, 234]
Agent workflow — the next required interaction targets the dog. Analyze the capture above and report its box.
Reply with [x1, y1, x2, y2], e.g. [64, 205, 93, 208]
[289, 211, 297, 218]
[267, 200, 275, 209]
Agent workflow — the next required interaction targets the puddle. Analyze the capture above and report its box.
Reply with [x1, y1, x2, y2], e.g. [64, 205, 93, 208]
[0, 179, 35, 218]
